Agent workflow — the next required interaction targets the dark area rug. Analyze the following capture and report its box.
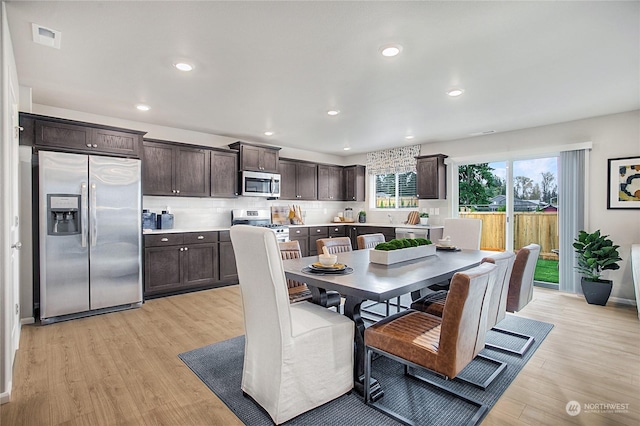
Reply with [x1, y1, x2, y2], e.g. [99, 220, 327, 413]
[179, 315, 553, 425]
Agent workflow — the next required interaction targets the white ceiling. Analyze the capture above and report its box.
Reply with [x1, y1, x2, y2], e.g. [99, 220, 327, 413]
[6, 1, 640, 155]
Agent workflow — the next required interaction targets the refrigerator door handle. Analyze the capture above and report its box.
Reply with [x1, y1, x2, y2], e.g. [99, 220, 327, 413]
[81, 182, 88, 247]
[90, 182, 97, 247]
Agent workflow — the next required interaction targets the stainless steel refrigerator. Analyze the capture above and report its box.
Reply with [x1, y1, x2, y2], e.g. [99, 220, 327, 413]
[39, 151, 142, 323]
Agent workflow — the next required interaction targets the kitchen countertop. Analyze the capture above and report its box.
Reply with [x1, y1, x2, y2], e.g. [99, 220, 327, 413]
[144, 222, 443, 234]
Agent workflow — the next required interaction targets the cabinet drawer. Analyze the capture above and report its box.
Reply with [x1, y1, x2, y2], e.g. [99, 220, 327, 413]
[309, 226, 328, 237]
[184, 231, 218, 244]
[329, 226, 345, 237]
[145, 233, 184, 247]
[219, 230, 231, 242]
[290, 227, 309, 237]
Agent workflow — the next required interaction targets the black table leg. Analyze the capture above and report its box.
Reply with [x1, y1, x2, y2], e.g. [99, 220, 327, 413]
[309, 285, 329, 307]
[344, 296, 384, 402]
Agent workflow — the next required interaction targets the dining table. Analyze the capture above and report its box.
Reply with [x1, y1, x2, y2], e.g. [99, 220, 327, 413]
[282, 247, 497, 400]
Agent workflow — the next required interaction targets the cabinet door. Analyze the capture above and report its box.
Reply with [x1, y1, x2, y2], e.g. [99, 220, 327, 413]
[416, 155, 446, 199]
[211, 150, 238, 197]
[183, 243, 219, 287]
[330, 166, 344, 200]
[35, 120, 91, 151]
[142, 142, 175, 195]
[279, 160, 297, 200]
[296, 162, 317, 200]
[241, 145, 262, 171]
[92, 128, 141, 157]
[219, 241, 238, 282]
[344, 165, 365, 201]
[290, 236, 309, 257]
[317, 165, 331, 200]
[261, 148, 279, 173]
[144, 246, 183, 295]
[175, 146, 210, 196]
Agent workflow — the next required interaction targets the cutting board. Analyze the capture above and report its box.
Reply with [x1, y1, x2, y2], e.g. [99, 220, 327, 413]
[271, 206, 290, 225]
[407, 211, 420, 225]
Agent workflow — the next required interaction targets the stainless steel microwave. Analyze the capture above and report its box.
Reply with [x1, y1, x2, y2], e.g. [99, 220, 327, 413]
[241, 171, 281, 198]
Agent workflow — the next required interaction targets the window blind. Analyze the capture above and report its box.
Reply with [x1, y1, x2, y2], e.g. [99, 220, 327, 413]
[366, 145, 421, 175]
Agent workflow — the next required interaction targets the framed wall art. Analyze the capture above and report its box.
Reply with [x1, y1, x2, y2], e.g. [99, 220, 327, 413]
[608, 156, 640, 209]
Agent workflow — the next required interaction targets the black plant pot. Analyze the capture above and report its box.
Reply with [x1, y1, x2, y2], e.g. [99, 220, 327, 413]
[358, 214, 366, 223]
[580, 277, 613, 306]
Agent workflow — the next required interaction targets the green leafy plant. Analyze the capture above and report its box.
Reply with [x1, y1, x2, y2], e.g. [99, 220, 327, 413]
[572, 230, 622, 281]
[374, 238, 432, 251]
[358, 210, 366, 216]
[419, 212, 429, 218]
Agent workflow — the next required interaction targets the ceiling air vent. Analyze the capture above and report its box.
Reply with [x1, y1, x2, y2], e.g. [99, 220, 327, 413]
[32, 23, 61, 49]
[469, 130, 496, 136]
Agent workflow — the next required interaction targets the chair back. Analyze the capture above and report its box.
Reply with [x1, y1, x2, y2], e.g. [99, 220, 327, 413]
[438, 262, 497, 378]
[506, 243, 541, 312]
[317, 237, 353, 255]
[279, 240, 304, 289]
[230, 225, 292, 360]
[482, 251, 516, 328]
[357, 233, 385, 250]
[443, 218, 482, 250]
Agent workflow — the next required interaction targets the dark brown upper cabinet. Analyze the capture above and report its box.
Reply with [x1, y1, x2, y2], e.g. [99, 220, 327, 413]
[317, 165, 344, 201]
[344, 165, 366, 201]
[229, 141, 280, 173]
[279, 159, 317, 200]
[416, 154, 447, 199]
[143, 139, 210, 197]
[211, 150, 239, 198]
[21, 113, 144, 158]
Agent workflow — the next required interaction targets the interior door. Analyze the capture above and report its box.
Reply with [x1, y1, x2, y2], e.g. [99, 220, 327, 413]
[8, 77, 21, 364]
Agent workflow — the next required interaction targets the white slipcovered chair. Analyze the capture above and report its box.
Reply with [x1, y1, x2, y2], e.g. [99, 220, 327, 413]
[443, 218, 483, 250]
[230, 225, 354, 425]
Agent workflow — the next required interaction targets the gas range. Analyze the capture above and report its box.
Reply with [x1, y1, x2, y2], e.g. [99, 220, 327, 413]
[231, 209, 289, 242]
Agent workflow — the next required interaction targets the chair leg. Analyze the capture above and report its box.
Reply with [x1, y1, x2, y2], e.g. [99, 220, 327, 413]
[365, 346, 489, 425]
[486, 327, 535, 357]
[453, 354, 507, 390]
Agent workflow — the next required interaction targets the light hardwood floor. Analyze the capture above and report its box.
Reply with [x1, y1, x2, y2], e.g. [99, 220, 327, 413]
[1, 286, 638, 425]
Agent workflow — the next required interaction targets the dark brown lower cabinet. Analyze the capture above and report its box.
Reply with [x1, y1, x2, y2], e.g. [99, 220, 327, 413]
[219, 231, 238, 283]
[144, 231, 237, 298]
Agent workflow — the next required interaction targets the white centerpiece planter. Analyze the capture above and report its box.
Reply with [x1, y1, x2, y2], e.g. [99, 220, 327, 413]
[369, 244, 436, 265]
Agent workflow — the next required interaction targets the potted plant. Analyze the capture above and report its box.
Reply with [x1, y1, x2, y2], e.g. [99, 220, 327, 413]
[358, 210, 366, 223]
[419, 212, 429, 225]
[573, 230, 622, 305]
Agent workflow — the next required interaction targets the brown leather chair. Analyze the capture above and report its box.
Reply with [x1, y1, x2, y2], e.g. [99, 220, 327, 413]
[364, 263, 497, 423]
[506, 244, 540, 313]
[316, 237, 353, 255]
[279, 241, 341, 311]
[356, 233, 385, 250]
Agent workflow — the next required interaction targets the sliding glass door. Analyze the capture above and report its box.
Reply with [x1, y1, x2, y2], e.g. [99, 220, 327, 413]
[457, 156, 559, 286]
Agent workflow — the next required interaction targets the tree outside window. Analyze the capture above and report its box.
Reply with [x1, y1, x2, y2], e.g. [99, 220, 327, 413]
[374, 172, 418, 209]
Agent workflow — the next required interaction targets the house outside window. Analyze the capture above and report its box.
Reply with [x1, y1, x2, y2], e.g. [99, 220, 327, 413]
[373, 172, 418, 209]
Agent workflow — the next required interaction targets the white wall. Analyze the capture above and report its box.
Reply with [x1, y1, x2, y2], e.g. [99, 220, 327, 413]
[346, 110, 640, 300]
[1, 0, 20, 403]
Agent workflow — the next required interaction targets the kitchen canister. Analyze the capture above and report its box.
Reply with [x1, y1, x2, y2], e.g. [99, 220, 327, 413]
[142, 209, 157, 229]
[156, 210, 174, 229]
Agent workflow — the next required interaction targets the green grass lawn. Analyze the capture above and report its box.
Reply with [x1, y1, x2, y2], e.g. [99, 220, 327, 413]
[535, 258, 559, 283]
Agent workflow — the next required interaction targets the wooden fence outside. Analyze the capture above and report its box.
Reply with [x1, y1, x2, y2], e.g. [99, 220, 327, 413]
[459, 212, 559, 254]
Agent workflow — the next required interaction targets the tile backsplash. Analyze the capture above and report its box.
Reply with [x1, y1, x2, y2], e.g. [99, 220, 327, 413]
[143, 196, 364, 229]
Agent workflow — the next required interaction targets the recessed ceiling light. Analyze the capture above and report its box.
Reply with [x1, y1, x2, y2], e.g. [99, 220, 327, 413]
[174, 62, 193, 72]
[264, 131, 274, 136]
[405, 135, 415, 140]
[327, 110, 340, 116]
[380, 44, 402, 57]
[136, 104, 150, 111]
[343, 147, 351, 151]
[446, 88, 464, 97]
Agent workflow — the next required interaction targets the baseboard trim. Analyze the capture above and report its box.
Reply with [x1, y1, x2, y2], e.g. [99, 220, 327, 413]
[1, 387, 11, 404]
[20, 317, 35, 325]
[609, 296, 637, 306]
